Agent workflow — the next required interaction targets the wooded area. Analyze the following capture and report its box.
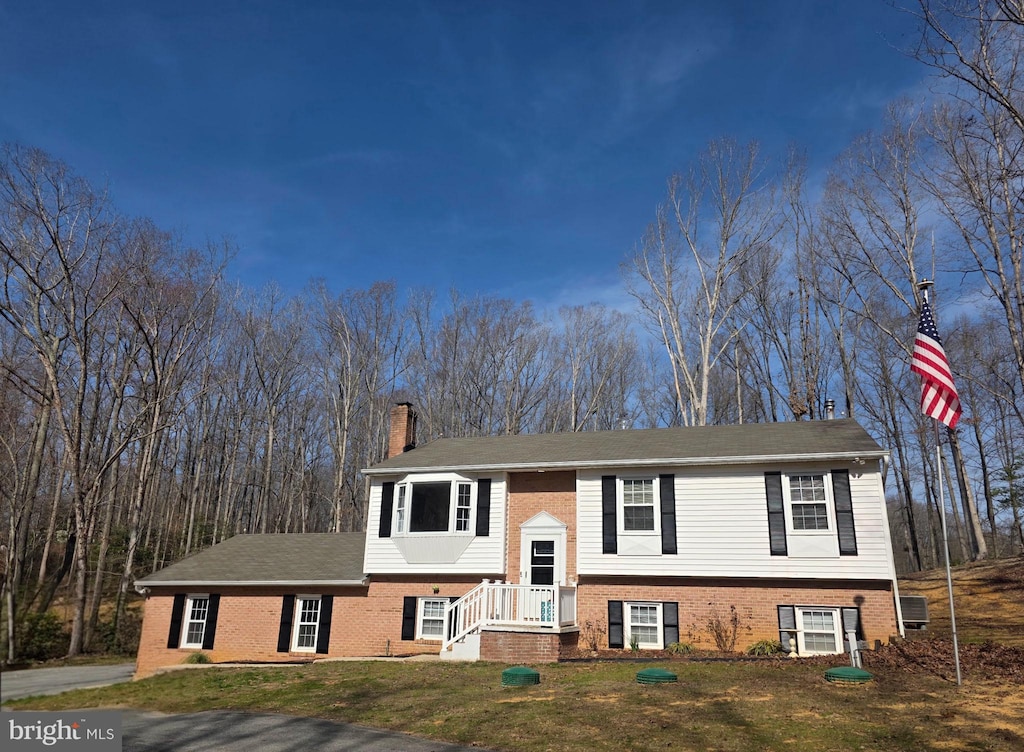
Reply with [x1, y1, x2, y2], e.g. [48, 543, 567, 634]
[1, 0, 1022, 663]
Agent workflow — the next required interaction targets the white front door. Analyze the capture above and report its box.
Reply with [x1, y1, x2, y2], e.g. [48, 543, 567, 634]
[519, 512, 567, 586]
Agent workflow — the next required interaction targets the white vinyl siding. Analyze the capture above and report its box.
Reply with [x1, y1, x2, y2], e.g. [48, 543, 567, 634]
[577, 466, 894, 580]
[364, 477, 506, 575]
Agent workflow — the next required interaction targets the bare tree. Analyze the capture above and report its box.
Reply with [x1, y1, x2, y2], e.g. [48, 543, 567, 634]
[549, 305, 638, 432]
[315, 280, 406, 532]
[625, 139, 783, 426]
[0, 145, 148, 655]
[238, 286, 309, 534]
[913, 0, 1024, 135]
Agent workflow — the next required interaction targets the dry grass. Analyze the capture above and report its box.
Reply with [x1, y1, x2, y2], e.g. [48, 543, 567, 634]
[899, 556, 1024, 647]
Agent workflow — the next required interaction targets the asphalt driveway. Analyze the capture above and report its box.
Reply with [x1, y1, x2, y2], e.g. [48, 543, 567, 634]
[1, 663, 136, 703]
[121, 709, 487, 751]
[2, 665, 489, 751]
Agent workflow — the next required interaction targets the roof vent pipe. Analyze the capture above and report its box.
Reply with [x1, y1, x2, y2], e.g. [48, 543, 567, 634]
[824, 399, 835, 420]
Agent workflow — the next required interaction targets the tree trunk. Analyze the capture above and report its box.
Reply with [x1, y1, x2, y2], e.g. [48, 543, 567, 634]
[947, 427, 988, 560]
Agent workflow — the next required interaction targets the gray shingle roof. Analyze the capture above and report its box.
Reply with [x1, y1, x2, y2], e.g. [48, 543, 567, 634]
[136, 533, 366, 587]
[365, 419, 885, 475]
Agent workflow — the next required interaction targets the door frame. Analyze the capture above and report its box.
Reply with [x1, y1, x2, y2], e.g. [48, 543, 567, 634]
[519, 512, 568, 586]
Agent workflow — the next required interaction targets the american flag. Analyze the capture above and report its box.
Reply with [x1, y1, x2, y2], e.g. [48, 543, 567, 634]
[910, 298, 962, 429]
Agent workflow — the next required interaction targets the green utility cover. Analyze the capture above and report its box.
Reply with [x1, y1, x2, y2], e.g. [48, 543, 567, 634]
[636, 668, 678, 684]
[825, 666, 874, 684]
[501, 666, 541, 686]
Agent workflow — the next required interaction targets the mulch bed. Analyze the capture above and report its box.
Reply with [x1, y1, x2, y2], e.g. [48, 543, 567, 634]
[565, 639, 1024, 683]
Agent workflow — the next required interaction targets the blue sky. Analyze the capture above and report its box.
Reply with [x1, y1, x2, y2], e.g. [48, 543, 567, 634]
[1, 1, 928, 309]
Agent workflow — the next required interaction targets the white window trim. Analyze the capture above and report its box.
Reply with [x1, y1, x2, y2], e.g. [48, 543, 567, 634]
[625, 601, 664, 650]
[782, 471, 836, 537]
[392, 473, 477, 536]
[291, 595, 322, 653]
[617, 476, 661, 537]
[795, 606, 843, 656]
[395, 484, 407, 534]
[181, 593, 210, 648]
[416, 597, 448, 641]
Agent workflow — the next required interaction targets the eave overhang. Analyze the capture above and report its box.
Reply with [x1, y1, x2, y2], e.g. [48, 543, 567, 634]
[362, 450, 890, 477]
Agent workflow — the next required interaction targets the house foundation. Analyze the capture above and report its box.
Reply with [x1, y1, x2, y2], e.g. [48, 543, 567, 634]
[479, 627, 579, 663]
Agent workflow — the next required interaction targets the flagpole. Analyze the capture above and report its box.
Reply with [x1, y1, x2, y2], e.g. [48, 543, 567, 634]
[919, 280, 962, 686]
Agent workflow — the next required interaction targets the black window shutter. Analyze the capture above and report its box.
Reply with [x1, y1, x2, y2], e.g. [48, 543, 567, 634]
[663, 602, 680, 646]
[601, 476, 617, 554]
[315, 595, 334, 654]
[659, 474, 677, 555]
[277, 595, 296, 652]
[167, 593, 186, 649]
[201, 594, 220, 650]
[476, 478, 492, 536]
[777, 605, 796, 653]
[401, 596, 417, 640]
[832, 470, 858, 555]
[608, 601, 624, 649]
[765, 472, 788, 556]
[379, 482, 395, 538]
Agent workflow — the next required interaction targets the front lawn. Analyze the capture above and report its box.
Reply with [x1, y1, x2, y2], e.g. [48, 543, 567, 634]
[8, 655, 1022, 752]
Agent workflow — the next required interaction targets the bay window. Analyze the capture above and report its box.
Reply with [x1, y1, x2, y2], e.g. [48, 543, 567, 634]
[392, 477, 475, 534]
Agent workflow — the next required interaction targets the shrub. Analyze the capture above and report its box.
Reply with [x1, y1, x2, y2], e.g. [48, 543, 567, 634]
[17, 612, 69, 662]
[581, 620, 606, 652]
[746, 639, 784, 656]
[93, 610, 142, 655]
[182, 652, 212, 664]
[706, 605, 741, 652]
[666, 641, 695, 655]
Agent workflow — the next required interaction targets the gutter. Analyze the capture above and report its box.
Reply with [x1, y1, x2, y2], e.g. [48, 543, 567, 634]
[135, 577, 369, 593]
[363, 450, 891, 476]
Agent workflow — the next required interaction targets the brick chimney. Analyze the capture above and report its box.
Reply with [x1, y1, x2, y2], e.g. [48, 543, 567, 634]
[387, 402, 417, 458]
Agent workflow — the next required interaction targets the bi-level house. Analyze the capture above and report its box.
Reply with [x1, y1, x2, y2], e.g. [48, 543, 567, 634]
[133, 404, 903, 677]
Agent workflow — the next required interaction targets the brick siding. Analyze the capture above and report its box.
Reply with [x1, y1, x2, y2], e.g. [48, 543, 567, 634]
[135, 576, 481, 678]
[575, 576, 899, 651]
[507, 471, 576, 582]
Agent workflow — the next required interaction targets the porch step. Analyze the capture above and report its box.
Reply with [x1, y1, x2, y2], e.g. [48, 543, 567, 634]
[441, 632, 480, 661]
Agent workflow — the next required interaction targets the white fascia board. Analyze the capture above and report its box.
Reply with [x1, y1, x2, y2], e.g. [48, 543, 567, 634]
[135, 578, 368, 589]
[362, 450, 889, 476]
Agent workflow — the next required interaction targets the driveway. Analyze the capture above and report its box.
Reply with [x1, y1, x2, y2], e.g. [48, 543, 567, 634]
[1, 663, 136, 703]
[2, 666, 489, 751]
[121, 709, 488, 751]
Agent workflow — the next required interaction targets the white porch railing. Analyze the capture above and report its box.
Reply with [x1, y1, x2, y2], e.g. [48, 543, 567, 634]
[443, 580, 577, 652]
